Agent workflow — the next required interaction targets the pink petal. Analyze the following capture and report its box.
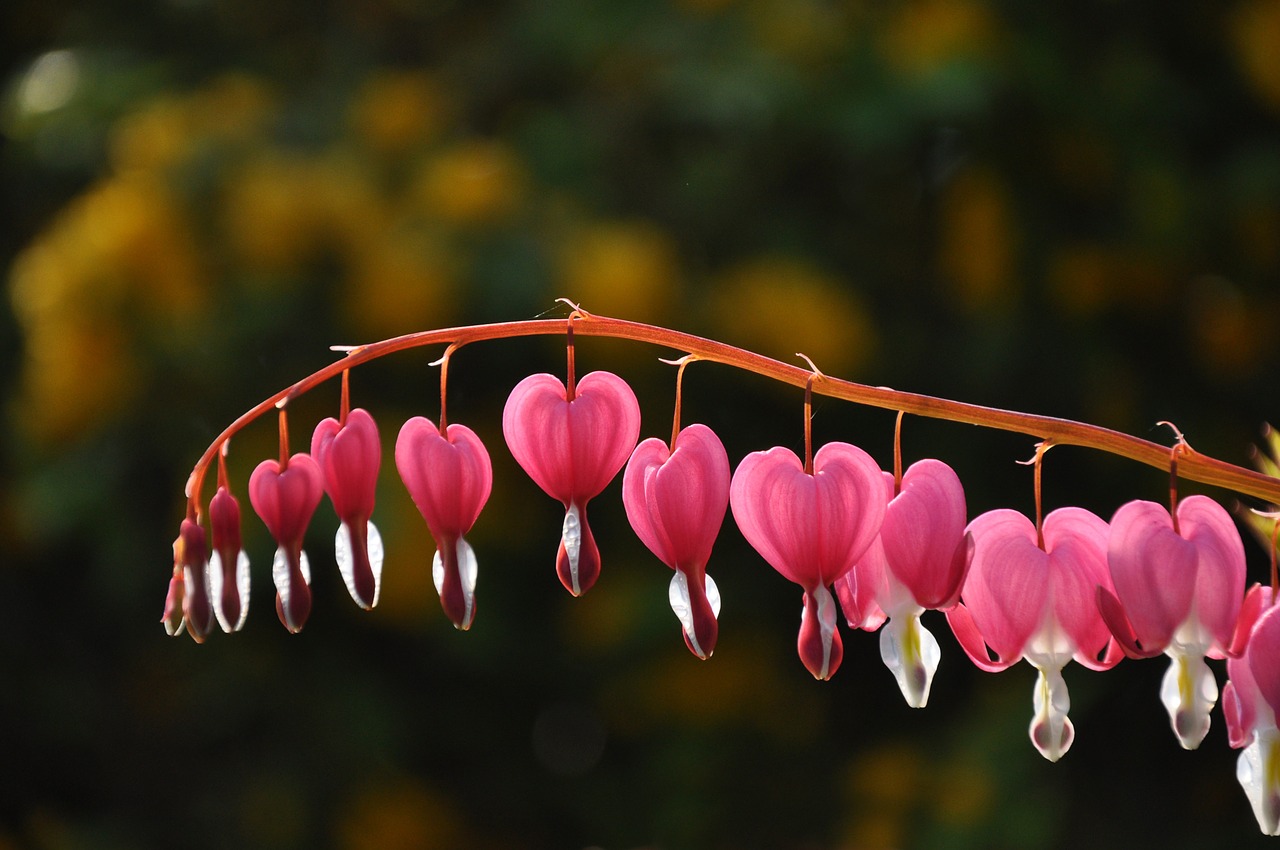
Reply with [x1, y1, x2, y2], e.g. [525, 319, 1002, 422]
[209, 486, 249, 631]
[248, 454, 324, 547]
[798, 586, 843, 680]
[729, 442, 884, 590]
[1108, 499, 1198, 651]
[503, 370, 640, 503]
[1042, 507, 1115, 666]
[1249, 604, 1280, 717]
[623, 424, 730, 571]
[395, 418, 493, 539]
[961, 509, 1049, 662]
[836, 551, 889, 631]
[1178, 495, 1246, 651]
[880, 459, 969, 610]
[311, 409, 381, 523]
[944, 602, 1016, 672]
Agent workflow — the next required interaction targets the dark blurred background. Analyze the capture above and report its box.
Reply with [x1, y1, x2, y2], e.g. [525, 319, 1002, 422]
[3, 1, 1280, 848]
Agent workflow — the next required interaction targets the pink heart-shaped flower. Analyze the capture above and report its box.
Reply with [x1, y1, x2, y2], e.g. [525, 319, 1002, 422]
[396, 418, 493, 629]
[503, 370, 640, 595]
[730, 441, 885, 679]
[311, 408, 381, 523]
[623, 423, 730, 659]
[249, 453, 323, 633]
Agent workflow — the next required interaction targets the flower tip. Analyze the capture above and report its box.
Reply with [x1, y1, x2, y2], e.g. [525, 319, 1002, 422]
[557, 506, 600, 596]
[798, 587, 843, 680]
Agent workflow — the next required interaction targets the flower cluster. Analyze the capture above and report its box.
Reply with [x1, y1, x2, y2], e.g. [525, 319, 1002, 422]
[165, 310, 1280, 835]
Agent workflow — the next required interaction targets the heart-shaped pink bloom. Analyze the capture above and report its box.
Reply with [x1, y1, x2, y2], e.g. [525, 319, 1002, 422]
[1097, 495, 1245, 749]
[209, 485, 250, 633]
[946, 506, 1120, 761]
[503, 370, 640, 596]
[396, 418, 493, 630]
[1223, 585, 1280, 835]
[835, 459, 969, 706]
[312, 409, 384, 610]
[1100, 496, 1245, 657]
[730, 442, 885, 679]
[623, 424, 730, 659]
[249, 453, 323, 633]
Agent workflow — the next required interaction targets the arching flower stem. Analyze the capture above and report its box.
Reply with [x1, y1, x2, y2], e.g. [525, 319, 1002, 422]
[183, 311, 1280, 515]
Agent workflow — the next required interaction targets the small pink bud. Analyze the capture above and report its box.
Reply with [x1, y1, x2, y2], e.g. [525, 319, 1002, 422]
[177, 518, 213, 642]
[209, 486, 250, 632]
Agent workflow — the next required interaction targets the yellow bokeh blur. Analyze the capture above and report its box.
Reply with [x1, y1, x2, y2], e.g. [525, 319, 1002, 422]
[558, 220, 679, 323]
[1231, 0, 1280, 111]
[349, 70, 449, 154]
[336, 778, 464, 850]
[340, 230, 457, 340]
[711, 256, 876, 378]
[940, 167, 1017, 312]
[880, 0, 998, 80]
[412, 139, 525, 226]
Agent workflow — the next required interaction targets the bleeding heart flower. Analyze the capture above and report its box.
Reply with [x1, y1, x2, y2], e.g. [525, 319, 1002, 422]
[623, 423, 730, 659]
[208, 485, 251, 632]
[312, 408, 384, 611]
[1097, 495, 1246, 749]
[166, 518, 213, 642]
[396, 417, 493, 630]
[730, 442, 885, 680]
[836, 459, 970, 707]
[1224, 585, 1280, 836]
[249, 453, 324, 633]
[947, 507, 1121, 761]
[503, 370, 640, 596]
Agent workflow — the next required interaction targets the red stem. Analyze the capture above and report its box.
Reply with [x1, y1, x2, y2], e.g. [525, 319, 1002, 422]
[184, 313, 1280, 511]
[803, 374, 815, 476]
[277, 407, 290, 471]
[893, 410, 905, 496]
[565, 314, 577, 402]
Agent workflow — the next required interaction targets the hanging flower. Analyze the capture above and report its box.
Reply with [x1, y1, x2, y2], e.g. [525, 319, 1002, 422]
[165, 517, 213, 641]
[947, 507, 1122, 761]
[730, 442, 885, 680]
[1224, 585, 1280, 836]
[1097, 495, 1246, 748]
[312, 408, 384, 610]
[208, 484, 251, 632]
[836, 458, 970, 707]
[396, 417, 493, 630]
[503, 370, 640, 596]
[249, 451, 324, 633]
[623, 423, 730, 659]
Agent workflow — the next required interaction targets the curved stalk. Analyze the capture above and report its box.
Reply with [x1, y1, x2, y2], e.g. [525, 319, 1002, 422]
[186, 312, 1280, 510]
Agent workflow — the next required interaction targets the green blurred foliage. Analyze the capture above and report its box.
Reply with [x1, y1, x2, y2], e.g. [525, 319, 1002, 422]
[2, 0, 1279, 848]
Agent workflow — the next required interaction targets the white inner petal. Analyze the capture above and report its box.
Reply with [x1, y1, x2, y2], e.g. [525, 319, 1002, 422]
[562, 504, 582, 595]
[234, 550, 251, 631]
[1238, 726, 1280, 836]
[668, 572, 721, 658]
[879, 613, 941, 709]
[335, 521, 384, 610]
[272, 547, 311, 627]
[1160, 651, 1218, 750]
[209, 550, 227, 631]
[432, 536, 479, 630]
[1029, 662, 1074, 762]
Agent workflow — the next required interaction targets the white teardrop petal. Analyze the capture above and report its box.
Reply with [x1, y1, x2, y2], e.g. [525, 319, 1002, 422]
[233, 549, 250, 631]
[1238, 727, 1280, 835]
[879, 613, 941, 709]
[335, 521, 385, 609]
[209, 550, 228, 632]
[1160, 651, 1218, 750]
[562, 504, 582, 595]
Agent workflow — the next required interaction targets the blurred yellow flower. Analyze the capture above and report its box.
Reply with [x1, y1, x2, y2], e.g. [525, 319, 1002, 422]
[939, 168, 1016, 312]
[558, 220, 679, 323]
[880, 0, 997, 80]
[109, 96, 195, 174]
[746, 0, 848, 66]
[712, 256, 876, 377]
[349, 70, 449, 154]
[221, 154, 328, 277]
[336, 778, 464, 850]
[16, 317, 137, 443]
[1231, 0, 1280, 111]
[339, 231, 456, 339]
[412, 140, 525, 226]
